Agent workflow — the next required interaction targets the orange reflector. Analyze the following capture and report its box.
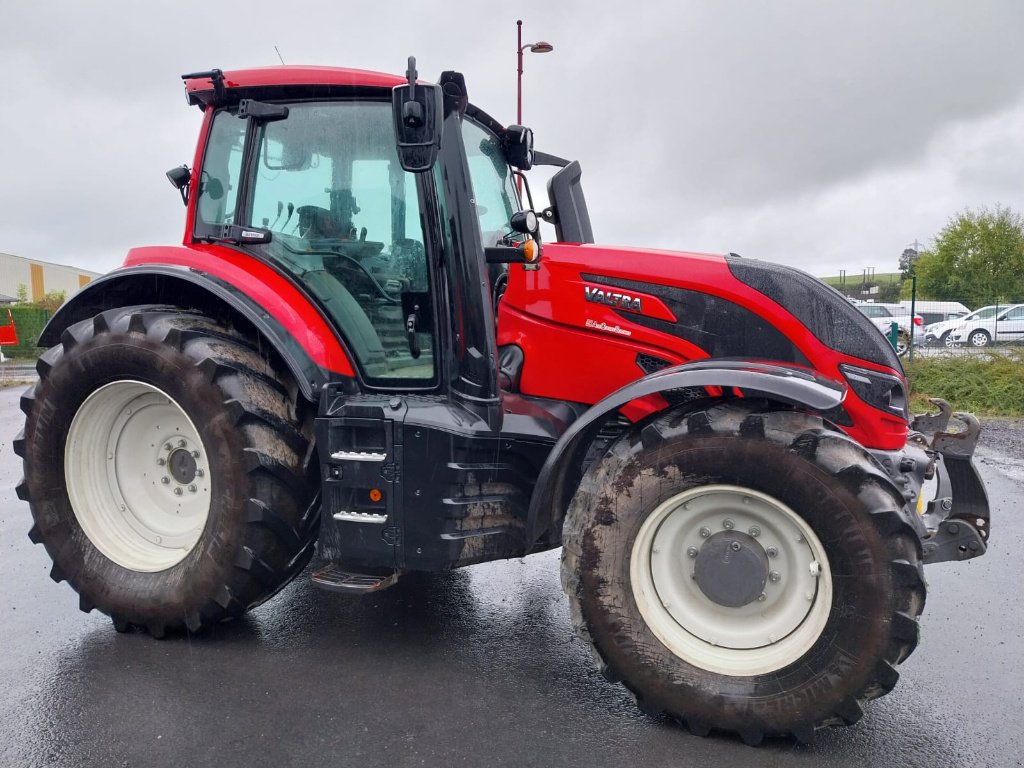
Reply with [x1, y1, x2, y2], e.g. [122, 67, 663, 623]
[522, 240, 539, 263]
[369, 488, 383, 502]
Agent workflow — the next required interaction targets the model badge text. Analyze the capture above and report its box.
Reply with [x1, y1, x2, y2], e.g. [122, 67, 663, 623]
[583, 286, 643, 312]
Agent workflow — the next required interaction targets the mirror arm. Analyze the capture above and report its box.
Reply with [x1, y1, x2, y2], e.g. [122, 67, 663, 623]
[512, 170, 536, 212]
[532, 150, 570, 168]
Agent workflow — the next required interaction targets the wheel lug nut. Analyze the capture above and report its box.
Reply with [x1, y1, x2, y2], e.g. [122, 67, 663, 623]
[766, 546, 778, 558]
[177, 439, 187, 448]
[722, 519, 734, 530]
[157, 458, 166, 466]
[769, 571, 781, 583]
[195, 469, 204, 478]
[687, 547, 699, 558]
[164, 443, 172, 451]
[730, 541, 741, 552]
[188, 485, 197, 493]
[757, 593, 767, 602]
[748, 526, 761, 537]
[192, 450, 200, 458]
[699, 527, 711, 538]
[160, 477, 170, 485]
[174, 487, 183, 496]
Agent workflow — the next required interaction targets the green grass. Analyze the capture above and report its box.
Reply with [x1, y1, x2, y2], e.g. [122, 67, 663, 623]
[905, 349, 1024, 416]
[819, 272, 902, 287]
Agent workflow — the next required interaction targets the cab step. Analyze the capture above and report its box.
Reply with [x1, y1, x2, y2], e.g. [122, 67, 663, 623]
[310, 564, 400, 593]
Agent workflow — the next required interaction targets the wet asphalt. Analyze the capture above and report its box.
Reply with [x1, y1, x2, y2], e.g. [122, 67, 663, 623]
[1, 384, 1022, 768]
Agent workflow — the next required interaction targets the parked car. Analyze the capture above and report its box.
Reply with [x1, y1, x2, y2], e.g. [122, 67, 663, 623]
[852, 301, 922, 355]
[948, 303, 1024, 347]
[903, 301, 969, 346]
[923, 305, 999, 347]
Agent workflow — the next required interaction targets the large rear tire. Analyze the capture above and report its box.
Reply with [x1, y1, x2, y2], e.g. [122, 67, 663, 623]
[15, 306, 318, 637]
[561, 401, 926, 743]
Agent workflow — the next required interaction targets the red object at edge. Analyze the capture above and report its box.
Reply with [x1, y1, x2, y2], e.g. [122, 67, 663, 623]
[0, 309, 18, 346]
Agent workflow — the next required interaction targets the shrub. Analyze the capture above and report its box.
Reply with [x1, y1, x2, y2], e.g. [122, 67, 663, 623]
[905, 349, 1024, 416]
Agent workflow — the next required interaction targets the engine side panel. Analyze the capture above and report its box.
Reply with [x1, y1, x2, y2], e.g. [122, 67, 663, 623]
[497, 244, 909, 450]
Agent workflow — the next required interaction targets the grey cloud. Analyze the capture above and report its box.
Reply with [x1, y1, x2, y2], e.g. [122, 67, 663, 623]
[2, 0, 1024, 279]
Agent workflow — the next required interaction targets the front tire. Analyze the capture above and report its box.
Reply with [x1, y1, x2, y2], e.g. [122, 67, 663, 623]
[560, 402, 926, 743]
[15, 306, 318, 637]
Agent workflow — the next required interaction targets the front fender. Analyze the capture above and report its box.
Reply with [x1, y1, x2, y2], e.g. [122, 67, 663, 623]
[524, 360, 847, 547]
[39, 263, 356, 402]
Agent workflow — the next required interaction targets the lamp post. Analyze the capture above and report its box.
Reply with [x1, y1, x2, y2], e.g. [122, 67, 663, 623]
[517, 19, 553, 126]
[516, 20, 553, 194]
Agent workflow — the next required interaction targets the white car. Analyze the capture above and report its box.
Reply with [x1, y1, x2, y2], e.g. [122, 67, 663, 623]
[852, 302, 922, 355]
[948, 304, 1024, 347]
[923, 305, 998, 347]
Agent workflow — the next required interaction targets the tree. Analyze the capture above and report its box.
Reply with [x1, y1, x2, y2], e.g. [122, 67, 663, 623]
[33, 290, 67, 313]
[914, 205, 1024, 306]
[899, 247, 919, 278]
[15, 288, 66, 313]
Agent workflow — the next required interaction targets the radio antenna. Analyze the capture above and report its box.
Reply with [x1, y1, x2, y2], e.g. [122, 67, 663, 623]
[274, 46, 286, 65]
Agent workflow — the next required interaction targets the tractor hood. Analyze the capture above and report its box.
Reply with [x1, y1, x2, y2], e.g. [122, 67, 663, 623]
[501, 240, 900, 375]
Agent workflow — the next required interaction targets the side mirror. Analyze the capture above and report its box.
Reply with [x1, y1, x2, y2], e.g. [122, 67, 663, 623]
[503, 125, 534, 170]
[392, 57, 443, 173]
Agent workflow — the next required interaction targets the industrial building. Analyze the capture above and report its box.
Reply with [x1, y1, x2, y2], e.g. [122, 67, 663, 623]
[0, 252, 101, 305]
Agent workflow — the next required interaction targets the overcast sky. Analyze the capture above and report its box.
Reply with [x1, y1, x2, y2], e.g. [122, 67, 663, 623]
[3, 0, 1024, 278]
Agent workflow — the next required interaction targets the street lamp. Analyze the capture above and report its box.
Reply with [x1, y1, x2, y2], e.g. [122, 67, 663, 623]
[517, 19, 554, 126]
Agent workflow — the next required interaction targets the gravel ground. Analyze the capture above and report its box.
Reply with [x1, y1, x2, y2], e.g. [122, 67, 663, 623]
[978, 417, 1024, 458]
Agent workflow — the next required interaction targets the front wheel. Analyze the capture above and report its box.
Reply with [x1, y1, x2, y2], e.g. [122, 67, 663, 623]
[969, 329, 991, 347]
[16, 307, 318, 637]
[561, 402, 926, 743]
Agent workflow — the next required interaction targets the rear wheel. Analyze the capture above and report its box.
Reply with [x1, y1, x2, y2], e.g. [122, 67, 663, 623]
[895, 329, 911, 357]
[15, 306, 318, 637]
[561, 402, 926, 743]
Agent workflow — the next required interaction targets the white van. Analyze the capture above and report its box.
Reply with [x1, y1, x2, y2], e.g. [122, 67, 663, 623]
[900, 301, 970, 337]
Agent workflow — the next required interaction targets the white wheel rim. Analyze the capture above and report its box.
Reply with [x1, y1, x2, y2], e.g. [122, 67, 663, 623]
[630, 485, 832, 676]
[971, 332, 988, 347]
[65, 381, 212, 572]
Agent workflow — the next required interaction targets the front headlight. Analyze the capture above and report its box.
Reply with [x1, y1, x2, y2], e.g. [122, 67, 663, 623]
[839, 364, 909, 422]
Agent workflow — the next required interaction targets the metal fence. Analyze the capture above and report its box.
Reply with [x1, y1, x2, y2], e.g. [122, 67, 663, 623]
[825, 274, 1024, 361]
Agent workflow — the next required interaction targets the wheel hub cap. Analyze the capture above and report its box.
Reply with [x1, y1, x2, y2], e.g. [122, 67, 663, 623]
[693, 531, 769, 608]
[168, 447, 199, 485]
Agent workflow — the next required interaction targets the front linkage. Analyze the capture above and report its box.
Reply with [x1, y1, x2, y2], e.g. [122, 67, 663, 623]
[866, 398, 989, 565]
[911, 399, 989, 564]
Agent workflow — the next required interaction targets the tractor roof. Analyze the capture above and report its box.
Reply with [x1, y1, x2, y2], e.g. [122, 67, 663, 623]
[183, 66, 406, 106]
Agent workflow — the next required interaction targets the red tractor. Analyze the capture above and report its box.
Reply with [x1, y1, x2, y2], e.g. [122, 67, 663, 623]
[15, 60, 989, 743]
